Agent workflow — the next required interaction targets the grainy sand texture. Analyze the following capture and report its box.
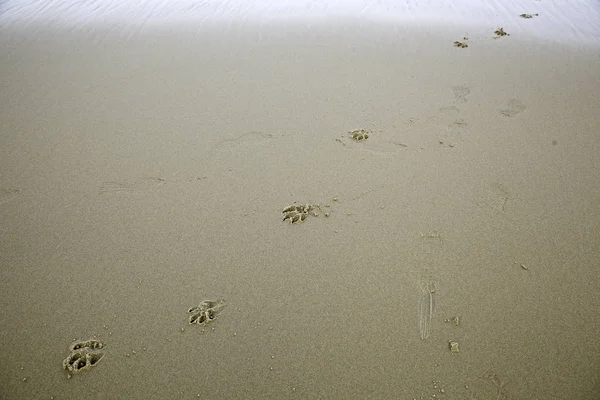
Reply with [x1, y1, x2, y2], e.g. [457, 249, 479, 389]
[1, 1, 599, 399]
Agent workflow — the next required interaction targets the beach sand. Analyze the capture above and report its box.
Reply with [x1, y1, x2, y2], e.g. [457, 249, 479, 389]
[0, 17, 599, 400]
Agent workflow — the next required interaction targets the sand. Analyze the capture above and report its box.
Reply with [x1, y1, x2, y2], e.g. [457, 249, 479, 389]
[1, 7, 599, 400]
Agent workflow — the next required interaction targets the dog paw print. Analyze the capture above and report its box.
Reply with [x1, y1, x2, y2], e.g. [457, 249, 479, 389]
[350, 129, 370, 142]
[63, 339, 105, 377]
[188, 299, 227, 325]
[282, 204, 319, 224]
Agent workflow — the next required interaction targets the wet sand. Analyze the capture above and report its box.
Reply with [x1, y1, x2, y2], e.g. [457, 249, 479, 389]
[1, 18, 599, 400]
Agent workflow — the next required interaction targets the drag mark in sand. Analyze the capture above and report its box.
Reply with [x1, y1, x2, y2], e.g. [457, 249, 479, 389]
[419, 281, 436, 340]
[98, 177, 165, 194]
[206, 131, 275, 168]
[211, 131, 274, 152]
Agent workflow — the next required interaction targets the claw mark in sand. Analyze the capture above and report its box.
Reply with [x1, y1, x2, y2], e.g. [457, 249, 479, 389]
[419, 281, 436, 340]
[98, 177, 165, 194]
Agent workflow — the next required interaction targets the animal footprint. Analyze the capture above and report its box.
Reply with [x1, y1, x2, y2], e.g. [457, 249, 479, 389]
[493, 27, 510, 38]
[188, 299, 227, 325]
[63, 339, 105, 376]
[500, 99, 526, 117]
[336, 129, 407, 154]
[98, 177, 165, 194]
[0, 188, 21, 205]
[468, 369, 514, 400]
[350, 129, 370, 142]
[452, 84, 471, 104]
[474, 182, 511, 213]
[282, 204, 319, 224]
[441, 118, 468, 146]
[431, 107, 468, 146]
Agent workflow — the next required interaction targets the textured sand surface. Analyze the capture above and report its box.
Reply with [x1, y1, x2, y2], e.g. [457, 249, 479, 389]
[1, 0, 599, 44]
[1, 3, 599, 399]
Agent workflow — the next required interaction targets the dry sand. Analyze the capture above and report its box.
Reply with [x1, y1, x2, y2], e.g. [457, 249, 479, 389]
[1, 16, 599, 400]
